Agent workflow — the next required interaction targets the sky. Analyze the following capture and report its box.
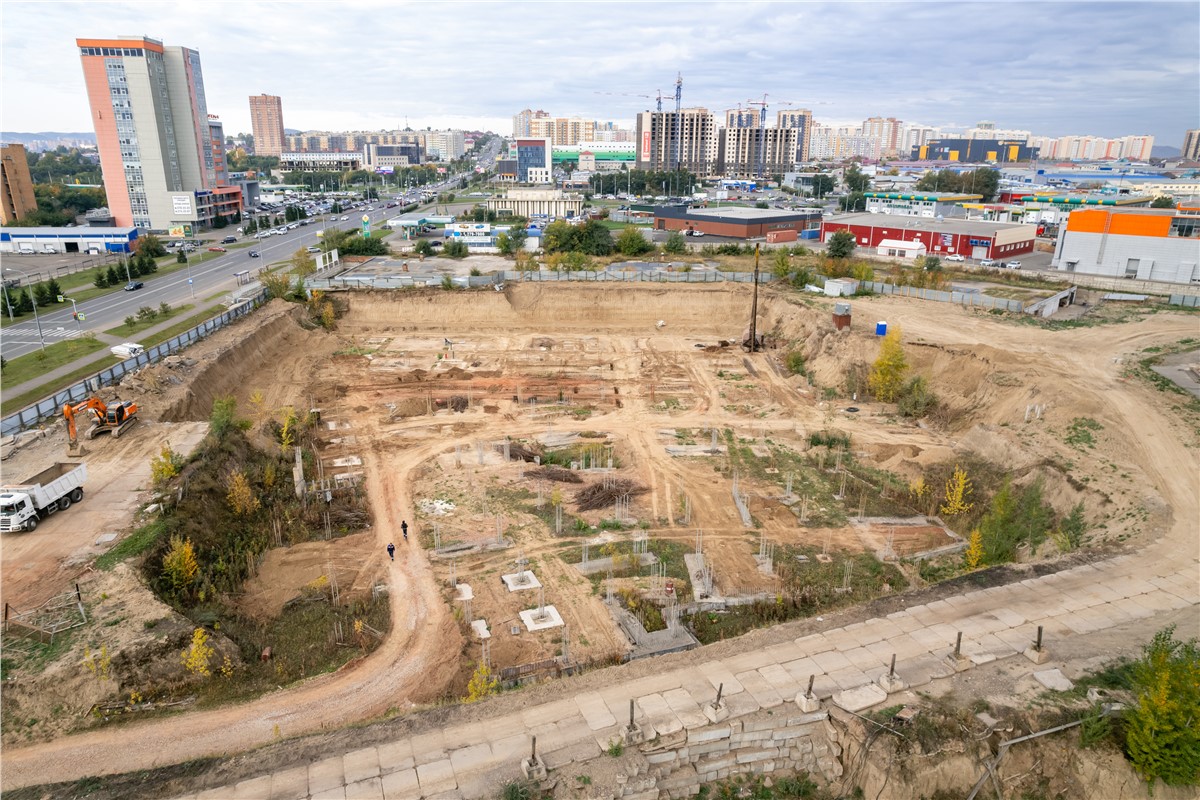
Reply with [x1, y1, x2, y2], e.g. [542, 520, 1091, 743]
[2, 0, 1197, 146]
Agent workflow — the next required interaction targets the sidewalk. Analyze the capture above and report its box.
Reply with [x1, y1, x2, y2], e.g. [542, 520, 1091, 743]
[166, 551, 1198, 800]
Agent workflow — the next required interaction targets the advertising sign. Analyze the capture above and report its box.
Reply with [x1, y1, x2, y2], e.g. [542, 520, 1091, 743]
[641, 131, 652, 161]
[362, 215, 371, 239]
[171, 195, 194, 216]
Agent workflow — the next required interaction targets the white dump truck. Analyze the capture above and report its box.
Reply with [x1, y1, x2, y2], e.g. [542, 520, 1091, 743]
[0, 462, 87, 532]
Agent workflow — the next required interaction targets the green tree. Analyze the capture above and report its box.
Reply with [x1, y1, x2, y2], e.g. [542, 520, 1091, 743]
[541, 220, 578, 253]
[897, 375, 937, 417]
[443, 239, 469, 258]
[212, 213, 227, 229]
[33, 282, 52, 307]
[176, 250, 187, 264]
[868, 328, 908, 401]
[844, 163, 871, 193]
[1125, 626, 1200, 789]
[1150, 196, 1176, 209]
[290, 247, 316, 276]
[616, 226, 653, 256]
[577, 220, 615, 256]
[106, 265, 121, 286]
[826, 229, 857, 259]
[413, 239, 435, 257]
[810, 174, 835, 198]
[135, 233, 167, 257]
[663, 230, 687, 254]
[260, 270, 292, 300]
[839, 191, 866, 212]
[46, 278, 63, 302]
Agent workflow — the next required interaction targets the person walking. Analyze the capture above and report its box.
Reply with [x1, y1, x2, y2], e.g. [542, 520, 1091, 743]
[401, 520, 409, 542]
[387, 542, 395, 561]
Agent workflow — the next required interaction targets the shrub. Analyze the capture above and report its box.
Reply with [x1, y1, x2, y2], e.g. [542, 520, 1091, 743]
[784, 350, 805, 376]
[897, 375, 937, 417]
[1125, 626, 1200, 788]
[868, 328, 908, 402]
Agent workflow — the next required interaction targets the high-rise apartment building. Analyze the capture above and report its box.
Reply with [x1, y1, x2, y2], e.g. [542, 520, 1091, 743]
[718, 127, 797, 178]
[861, 117, 903, 158]
[724, 108, 761, 129]
[78, 36, 238, 231]
[777, 109, 814, 162]
[208, 116, 227, 187]
[0, 144, 38, 224]
[635, 109, 717, 176]
[249, 94, 285, 157]
[512, 109, 550, 138]
[424, 130, 466, 161]
[529, 116, 596, 146]
[1184, 129, 1200, 161]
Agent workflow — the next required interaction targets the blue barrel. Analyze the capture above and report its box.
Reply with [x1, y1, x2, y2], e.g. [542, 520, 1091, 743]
[875, 321, 888, 337]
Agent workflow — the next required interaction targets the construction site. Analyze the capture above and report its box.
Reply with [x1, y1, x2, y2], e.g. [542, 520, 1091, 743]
[1, 280, 1197, 797]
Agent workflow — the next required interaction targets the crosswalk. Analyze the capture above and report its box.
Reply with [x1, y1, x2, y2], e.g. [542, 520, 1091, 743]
[1, 324, 82, 347]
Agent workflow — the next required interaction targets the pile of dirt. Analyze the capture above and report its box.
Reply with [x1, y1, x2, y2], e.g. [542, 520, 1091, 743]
[389, 398, 427, 418]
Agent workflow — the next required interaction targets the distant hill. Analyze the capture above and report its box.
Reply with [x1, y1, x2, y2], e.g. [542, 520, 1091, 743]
[1152, 145, 1180, 158]
[1, 132, 96, 151]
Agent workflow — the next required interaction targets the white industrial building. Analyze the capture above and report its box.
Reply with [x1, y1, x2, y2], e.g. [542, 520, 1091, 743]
[1051, 207, 1200, 284]
[0, 226, 139, 254]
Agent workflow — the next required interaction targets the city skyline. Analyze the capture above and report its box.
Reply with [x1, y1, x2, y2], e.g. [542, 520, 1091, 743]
[1, 1, 1196, 147]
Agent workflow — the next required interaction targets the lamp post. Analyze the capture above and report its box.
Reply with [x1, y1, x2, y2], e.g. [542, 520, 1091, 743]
[63, 296, 84, 336]
[4, 267, 45, 352]
[184, 249, 195, 298]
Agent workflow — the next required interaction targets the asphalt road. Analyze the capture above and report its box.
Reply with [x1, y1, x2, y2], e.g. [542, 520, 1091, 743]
[1, 202, 412, 360]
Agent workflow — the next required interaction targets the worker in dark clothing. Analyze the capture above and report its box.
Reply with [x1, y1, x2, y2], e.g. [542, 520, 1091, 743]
[401, 520, 409, 541]
[387, 542, 395, 561]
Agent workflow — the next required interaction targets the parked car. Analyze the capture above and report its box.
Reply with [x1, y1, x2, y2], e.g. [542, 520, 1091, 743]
[306, 246, 320, 253]
[248, 251, 260, 258]
[945, 254, 965, 262]
[222, 236, 237, 244]
[207, 246, 226, 252]
[1005, 260, 1022, 269]
[980, 259, 997, 267]
[124, 281, 144, 291]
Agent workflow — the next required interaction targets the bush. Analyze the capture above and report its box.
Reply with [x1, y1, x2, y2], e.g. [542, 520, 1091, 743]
[616, 226, 653, 256]
[784, 350, 805, 376]
[663, 230, 687, 254]
[897, 375, 937, 417]
[442, 240, 469, 258]
[1125, 626, 1200, 788]
[413, 239, 434, 257]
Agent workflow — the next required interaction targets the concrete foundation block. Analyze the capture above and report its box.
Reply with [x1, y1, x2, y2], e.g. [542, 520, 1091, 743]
[1024, 646, 1050, 664]
[689, 740, 732, 757]
[520, 757, 547, 781]
[735, 747, 780, 764]
[877, 673, 907, 694]
[688, 725, 731, 744]
[703, 702, 730, 723]
[623, 724, 646, 746]
[945, 653, 973, 672]
[794, 693, 822, 713]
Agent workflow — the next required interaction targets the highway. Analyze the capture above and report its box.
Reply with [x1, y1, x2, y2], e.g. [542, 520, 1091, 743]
[1, 199, 424, 360]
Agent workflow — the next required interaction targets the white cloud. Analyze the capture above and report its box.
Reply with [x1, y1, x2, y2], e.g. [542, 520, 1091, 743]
[1, 0, 1195, 145]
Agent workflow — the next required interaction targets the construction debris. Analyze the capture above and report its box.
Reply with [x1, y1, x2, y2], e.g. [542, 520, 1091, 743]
[575, 478, 647, 511]
[525, 466, 584, 484]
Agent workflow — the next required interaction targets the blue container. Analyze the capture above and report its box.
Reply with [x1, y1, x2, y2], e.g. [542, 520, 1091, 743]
[875, 321, 888, 336]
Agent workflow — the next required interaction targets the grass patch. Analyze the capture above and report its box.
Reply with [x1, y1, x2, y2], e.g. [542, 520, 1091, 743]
[104, 304, 195, 337]
[0, 335, 107, 388]
[1065, 417, 1103, 449]
[94, 517, 170, 571]
[140, 305, 226, 347]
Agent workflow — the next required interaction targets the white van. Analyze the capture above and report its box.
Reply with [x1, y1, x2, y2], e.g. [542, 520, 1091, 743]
[18, 244, 34, 254]
[110, 342, 145, 359]
[42, 245, 57, 254]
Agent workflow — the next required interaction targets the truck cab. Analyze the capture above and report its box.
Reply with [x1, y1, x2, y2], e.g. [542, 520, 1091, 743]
[0, 493, 37, 532]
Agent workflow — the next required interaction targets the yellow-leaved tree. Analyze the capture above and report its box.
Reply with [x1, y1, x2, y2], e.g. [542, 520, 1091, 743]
[465, 662, 499, 702]
[964, 530, 984, 570]
[149, 443, 184, 489]
[868, 328, 908, 402]
[180, 628, 214, 677]
[225, 470, 261, 516]
[940, 464, 974, 517]
[162, 535, 199, 592]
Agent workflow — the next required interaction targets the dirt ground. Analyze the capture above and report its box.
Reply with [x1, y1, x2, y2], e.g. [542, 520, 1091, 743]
[1, 284, 1197, 790]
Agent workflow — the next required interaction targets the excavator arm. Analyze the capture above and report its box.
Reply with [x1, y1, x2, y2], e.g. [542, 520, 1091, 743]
[63, 397, 111, 448]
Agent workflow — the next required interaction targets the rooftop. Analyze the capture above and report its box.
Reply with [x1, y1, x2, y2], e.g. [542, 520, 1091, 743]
[656, 206, 819, 222]
[825, 213, 1035, 235]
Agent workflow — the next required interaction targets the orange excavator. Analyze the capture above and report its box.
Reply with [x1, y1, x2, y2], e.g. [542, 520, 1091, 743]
[63, 395, 139, 456]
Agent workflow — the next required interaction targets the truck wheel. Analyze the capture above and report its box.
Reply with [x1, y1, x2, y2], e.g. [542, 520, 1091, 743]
[58, 496, 71, 511]
[25, 517, 37, 532]
[70, 488, 84, 503]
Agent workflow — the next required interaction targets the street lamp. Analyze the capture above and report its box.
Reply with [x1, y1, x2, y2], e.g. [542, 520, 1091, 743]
[4, 267, 45, 352]
[184, 249, 195, 298]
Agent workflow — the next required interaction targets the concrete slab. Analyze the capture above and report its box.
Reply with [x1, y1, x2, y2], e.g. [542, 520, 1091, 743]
[268, 766, 310, 800]
[231, 775, 273, 799]
[794, 633, 835, 655]
[845, 646, 884, 671]
[501, 571, 542, 591]
[455, 583, 474, 601]
[411, 730, 448, 766]
[518, 604, 564, 631]
[851, 619, 892, 646]
[878, 632, 926, 660]
[735, 669, 784, 708]
[883, 611, 923, 633]
[762, 640, 806, 664]
[520, 698, 577, 729]
[379, 743, 417, 772]
[469, 619, 490, 639]
[344, 747, 381, 784]
[343, 777, 384, 800]
[664, 687, 710, 729]
[1034, 669, 1075, 692]
[310, 788, 346, 800]
[490, 733, 529, 764]
[721, 649, 777, 674]
[416, 759, 457, 794]
[308, 756, 346, 795]
[828, 667, 871, 690]
[758, 663, 801, 696]
[832, 683, 888, 712]
[723, 688, 763, 717]
[781, 657, 822, 685]
[381, 769, 419, 800]
[811, 649, 852, 674]
[449, 742, 494, 774]
[576, 691, 618, 731]
[698, 660, 745, 694]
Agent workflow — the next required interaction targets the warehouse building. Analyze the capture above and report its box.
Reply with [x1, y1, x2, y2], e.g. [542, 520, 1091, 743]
[863, 192, 982, 218]
[1051, 207, 1200, 284]
[654, 206, 821, 239]
[0, 226, 139, 254]
[819, 213, 1035, 260]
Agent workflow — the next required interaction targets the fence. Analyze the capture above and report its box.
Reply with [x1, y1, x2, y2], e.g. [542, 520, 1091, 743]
[1169, 294, 1200, 308]
[307, 268, 777, 291]
[1, 288, 269, 437]
[860, 281, 1025, 312]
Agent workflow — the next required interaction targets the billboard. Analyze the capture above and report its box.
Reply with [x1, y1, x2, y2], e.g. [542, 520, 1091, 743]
[171, 194, 194, 216]
[168, 225, 194, 238]
[641, 130, 652, 162]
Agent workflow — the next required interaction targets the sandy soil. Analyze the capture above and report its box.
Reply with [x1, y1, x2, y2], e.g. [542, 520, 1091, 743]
[2, 284, 1197, 790]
